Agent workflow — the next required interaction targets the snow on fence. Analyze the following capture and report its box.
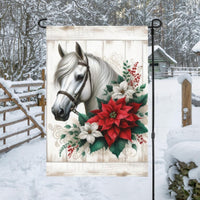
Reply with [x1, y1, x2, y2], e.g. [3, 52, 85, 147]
[0, 69, 46, 153]
[171, 67, 200, 77]
[152, 67, 200, 79]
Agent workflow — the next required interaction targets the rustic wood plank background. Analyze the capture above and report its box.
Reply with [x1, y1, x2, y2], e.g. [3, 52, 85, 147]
[46, 26, 148, 176]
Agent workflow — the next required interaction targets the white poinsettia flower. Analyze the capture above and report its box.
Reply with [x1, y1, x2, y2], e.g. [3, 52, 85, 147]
[79, 123, 103, 144]
[112, 81, 135, 101]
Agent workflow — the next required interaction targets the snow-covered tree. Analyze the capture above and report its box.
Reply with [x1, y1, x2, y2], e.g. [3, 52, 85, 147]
[0, 0, 47, 80]
[0, 0, 200, 80]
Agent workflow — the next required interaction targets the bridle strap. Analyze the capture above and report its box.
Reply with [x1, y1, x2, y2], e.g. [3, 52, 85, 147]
[73, 66, 89, 101]
[77, 62, 88, 67]
[57, 56, 92, 115]
[57, 91, 76, 103]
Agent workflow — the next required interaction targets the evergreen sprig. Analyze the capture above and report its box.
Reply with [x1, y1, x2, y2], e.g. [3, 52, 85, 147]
[122, 60, 131, 81]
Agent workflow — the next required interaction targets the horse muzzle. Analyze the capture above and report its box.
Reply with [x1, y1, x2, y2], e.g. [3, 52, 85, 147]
[51, 105, 70, 121]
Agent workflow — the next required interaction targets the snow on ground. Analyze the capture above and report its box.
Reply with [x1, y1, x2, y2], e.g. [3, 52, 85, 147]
[0, 77, 200, 200]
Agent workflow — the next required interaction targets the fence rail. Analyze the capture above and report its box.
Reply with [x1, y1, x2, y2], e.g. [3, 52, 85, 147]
[10, 81, 43, 88]
[0, 69, 46, 153]
[152, 67, 200, 79]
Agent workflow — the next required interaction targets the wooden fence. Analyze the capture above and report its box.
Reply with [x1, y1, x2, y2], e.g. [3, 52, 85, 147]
[192, 93, 200, 107]
[171, 67, 200, 77]
[0, 69, 46, 153]
[152, 67, 200, 79]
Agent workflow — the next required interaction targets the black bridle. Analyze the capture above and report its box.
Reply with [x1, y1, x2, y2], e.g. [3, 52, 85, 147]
[57, 56, 92, 115]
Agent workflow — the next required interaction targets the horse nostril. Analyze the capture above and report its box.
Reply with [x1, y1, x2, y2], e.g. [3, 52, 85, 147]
[51, 107, 55, 115]
[58, 108, 64, 116]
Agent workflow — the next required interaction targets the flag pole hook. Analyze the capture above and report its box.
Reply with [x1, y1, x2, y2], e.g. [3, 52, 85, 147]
[38, 18, 47, 29]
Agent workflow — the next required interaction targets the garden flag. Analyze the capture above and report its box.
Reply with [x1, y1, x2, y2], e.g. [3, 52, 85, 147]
[46, 26, 148, 176]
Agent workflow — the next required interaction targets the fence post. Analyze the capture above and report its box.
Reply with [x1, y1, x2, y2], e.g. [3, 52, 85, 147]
[27, 74, 30, 136]
[41, 69, 45, 138]
[182, 79, 192, 127]
[3, 75, 6, 144]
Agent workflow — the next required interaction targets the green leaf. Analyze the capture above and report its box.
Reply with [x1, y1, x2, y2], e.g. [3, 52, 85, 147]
[123, 62, 127, 66]
[132, 121, 148, 134]
[140, 84, 146, 90]
[82, 151, 86, 157]
[138, 112, 144, 117]
[78, 139, 87, 148]
[60, 134, 66, 140]
[117, 75, 124, 84]
[145, 112, 148, 116]
[103, 89, 108, 95]
[132, 94, 148, 106]
[132, 93, 137, 98]
[132, 144, 137, 151]
[132, 134, 136, 140]
[111, 80, 117, 84]
[106, 85, 113, 92]
[59, 143, 68, 157]
[109, 138, 128, 158]
[87, 111, 95, 118]
[69, 131, 73, 135]
[65, 125, 71, 129]
[73, 124, 78, 128]
[96, 97, 108, 109]
[90, 137, 108, 153]
[78, 113, 89, 126]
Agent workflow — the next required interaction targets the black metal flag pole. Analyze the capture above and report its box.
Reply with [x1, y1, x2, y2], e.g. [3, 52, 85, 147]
[148, 19, 162, 200]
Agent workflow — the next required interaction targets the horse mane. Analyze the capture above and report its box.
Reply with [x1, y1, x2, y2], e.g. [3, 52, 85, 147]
[54, 52, 78, 85]
[86, 53, 118, 101]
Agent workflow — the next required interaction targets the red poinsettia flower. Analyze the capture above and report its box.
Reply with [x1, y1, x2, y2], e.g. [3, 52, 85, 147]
[87, 98, 141, 147]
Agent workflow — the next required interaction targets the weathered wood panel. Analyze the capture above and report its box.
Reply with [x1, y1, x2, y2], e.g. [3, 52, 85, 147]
[46, 26, 148, 176]
[46, 162, 148, 176]
[47, 26, 148, 41]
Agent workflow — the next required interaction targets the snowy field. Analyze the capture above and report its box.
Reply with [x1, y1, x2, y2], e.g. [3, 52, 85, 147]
[0, 77, 200, 200]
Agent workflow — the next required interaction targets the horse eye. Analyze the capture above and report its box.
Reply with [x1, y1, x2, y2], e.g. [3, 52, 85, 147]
[76, 74, 84, 81]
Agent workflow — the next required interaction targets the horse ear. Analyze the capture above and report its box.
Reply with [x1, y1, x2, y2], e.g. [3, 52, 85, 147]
[75, 42, 85, 60]
[58, 44, 65, 57]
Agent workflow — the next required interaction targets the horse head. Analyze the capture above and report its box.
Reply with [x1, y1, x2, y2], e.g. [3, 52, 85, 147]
[52, 42, 92, 121]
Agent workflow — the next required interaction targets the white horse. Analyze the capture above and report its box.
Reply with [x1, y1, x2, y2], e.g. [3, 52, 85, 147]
[52, 42, 118, 121]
